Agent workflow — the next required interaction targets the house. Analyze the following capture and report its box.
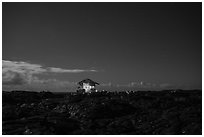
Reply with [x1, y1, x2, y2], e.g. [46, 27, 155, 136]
[77, 79, 99, 93]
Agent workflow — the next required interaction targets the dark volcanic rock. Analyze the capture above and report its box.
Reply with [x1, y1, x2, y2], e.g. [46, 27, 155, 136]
[2, 105, 18, 121]
[67, 98, 136, 120]
[2, 90, 202, 135]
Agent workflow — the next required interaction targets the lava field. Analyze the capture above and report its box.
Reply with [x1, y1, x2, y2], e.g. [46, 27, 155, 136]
[2, 90, 202, 135]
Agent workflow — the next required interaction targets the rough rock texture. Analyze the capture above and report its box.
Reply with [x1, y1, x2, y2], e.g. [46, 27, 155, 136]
[2, 90, 202, 135]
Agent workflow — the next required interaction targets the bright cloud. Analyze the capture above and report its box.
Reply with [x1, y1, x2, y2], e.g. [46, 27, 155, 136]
[48, 67, 97, 73]
[3, 60, 46, 74]
[2, 60, 98, 86]
[2, 71, 27, 85]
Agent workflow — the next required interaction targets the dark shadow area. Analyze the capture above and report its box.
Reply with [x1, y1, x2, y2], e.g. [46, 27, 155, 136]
[2, 90, 202, 135]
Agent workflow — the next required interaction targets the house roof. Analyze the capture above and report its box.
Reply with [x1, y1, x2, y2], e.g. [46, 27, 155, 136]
[78, 79, 100, 86]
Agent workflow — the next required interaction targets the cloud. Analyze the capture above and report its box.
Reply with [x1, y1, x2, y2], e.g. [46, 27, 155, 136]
[3, 60, 97, 74]
[3, 60, 46, 74]
[126, 82, 175, 90]
[99, 81, 158, 90]
[100, 82, 112, 87]
[29, 77, 76, 90]
[126, 81, 157, 88]
[159, 83, 174, 89]
[48, 67, 97, 73]
[2, 60, 97, 86]
[2, 71, 27, 85]
[2, 77, 77, 92]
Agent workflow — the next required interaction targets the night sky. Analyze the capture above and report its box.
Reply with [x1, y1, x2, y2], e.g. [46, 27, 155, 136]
[2, 2, 202, 92]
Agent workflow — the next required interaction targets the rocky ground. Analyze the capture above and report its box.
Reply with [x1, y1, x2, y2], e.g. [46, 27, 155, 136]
[2, 90, 202, 135]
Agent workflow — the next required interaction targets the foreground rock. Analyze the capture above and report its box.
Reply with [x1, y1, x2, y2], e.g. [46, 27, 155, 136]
[2, 90, 202, 135]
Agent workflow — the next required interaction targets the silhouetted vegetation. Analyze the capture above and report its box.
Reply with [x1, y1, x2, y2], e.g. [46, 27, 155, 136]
[2, 90, 202, 135]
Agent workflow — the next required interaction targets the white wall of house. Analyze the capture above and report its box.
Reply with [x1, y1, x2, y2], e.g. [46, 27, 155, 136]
[83, 83, 95, 92]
